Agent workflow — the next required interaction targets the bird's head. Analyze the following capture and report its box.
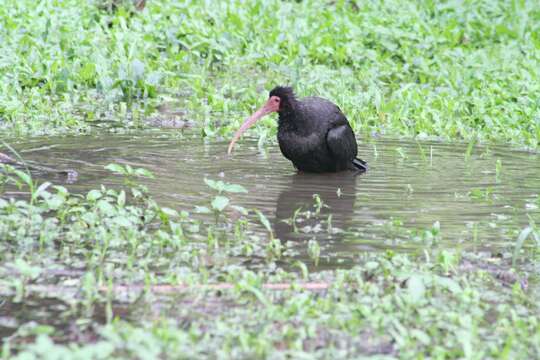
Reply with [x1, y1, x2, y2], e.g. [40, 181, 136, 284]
[228, 86, 296, 154]
[268, 86, 296, 113]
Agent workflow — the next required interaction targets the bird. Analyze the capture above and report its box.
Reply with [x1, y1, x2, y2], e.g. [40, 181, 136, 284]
[227, 86, 368, 173]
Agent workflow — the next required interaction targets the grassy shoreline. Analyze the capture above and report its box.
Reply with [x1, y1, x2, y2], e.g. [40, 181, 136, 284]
[0, 167, 538, 358]
[1, 0, 539, 147]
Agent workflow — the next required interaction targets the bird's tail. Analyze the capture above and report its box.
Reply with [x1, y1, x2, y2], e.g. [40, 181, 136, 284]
[352, 157, 368, 172]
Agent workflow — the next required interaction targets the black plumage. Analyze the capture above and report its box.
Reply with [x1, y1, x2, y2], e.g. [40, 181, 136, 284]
[228, 86, 367, 173]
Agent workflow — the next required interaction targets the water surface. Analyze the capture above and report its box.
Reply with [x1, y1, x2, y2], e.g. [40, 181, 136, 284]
[7, 131, 540, 266]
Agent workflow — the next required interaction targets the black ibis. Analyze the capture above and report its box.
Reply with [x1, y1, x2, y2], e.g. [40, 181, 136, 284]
[228, 86, 368, 173]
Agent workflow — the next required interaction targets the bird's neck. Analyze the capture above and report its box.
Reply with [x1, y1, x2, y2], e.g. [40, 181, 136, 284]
[277, 100, 304, 132]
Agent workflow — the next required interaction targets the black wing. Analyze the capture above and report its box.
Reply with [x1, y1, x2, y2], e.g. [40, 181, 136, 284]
[326, 123, 358, 163]
[325, 104, 358, 162]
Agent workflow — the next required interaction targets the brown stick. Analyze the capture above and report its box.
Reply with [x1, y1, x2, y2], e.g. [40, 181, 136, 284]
[0, 282, 331, 296]
[134, 0, 146, 10]
[104, 282, 331, 293]
[0, 152, 16, 164]
[0, 151, 78, 183]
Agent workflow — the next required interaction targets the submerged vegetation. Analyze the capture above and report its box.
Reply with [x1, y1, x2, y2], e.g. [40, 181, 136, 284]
[1, 0, 540, 358]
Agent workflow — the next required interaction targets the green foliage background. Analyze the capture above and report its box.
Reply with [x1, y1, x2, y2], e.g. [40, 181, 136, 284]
[1, 0, 539, 146]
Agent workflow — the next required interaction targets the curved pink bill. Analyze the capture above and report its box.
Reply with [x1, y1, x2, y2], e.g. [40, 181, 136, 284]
[227, 99, 276, 155]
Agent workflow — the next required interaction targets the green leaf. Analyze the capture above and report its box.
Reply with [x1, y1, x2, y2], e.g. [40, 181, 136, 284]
[134, 167, 154, 178]
[223, 183, 248, 193]
[14, 258, 41, 279]
[161, 207, 179, 217]
[411, 329, 431, 345]
[13, 169, 32, 187]
[117, 190, 126, 207]
[435, 276, 462, 294]
[204, 178, 223, 192]
[80, 62, 96, 81]
[254, 209, 272, 233]
[53, 186, 68, 196]
[308, 239, 321, 266]
[105, 163, 126, 175]
[97, 200, 116, 216]
[407, 275, 425, 303]
[124, 164, 134, 175]
[131, 59, 145, 80]
[513, 226, 534, 266]
[114, 217, 132, 227]
[87, 189, 102, 201]
[237, 283, 270, 307]
[211, 196, 229, 211]
[293, 261, 309, 279]
[46, 195, 64, 210]
[365, 261, 379, 271]
[195, 206, 211, 214]
[230, 205, 249, 216]
[34, 181, 52, 198]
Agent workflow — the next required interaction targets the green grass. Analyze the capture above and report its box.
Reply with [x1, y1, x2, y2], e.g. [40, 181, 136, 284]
[1, 0, 539, 147]
[1, 166, 539, 358]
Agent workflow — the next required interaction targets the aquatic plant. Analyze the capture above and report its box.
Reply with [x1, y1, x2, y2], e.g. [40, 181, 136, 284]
[0, 0, 539, 148]
[0, 166, 539, 357]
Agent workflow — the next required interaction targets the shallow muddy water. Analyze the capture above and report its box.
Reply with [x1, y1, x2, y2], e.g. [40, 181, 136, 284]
[5, 131, 540, 266]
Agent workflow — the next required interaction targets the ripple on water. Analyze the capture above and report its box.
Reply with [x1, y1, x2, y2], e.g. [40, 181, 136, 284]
[7, 131, 540, 265]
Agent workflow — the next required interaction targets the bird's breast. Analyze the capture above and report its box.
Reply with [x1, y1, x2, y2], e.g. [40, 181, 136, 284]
[277, 129, 328, 163]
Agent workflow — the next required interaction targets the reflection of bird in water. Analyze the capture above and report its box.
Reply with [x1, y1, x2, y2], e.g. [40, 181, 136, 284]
[273, 172, 359, 247]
